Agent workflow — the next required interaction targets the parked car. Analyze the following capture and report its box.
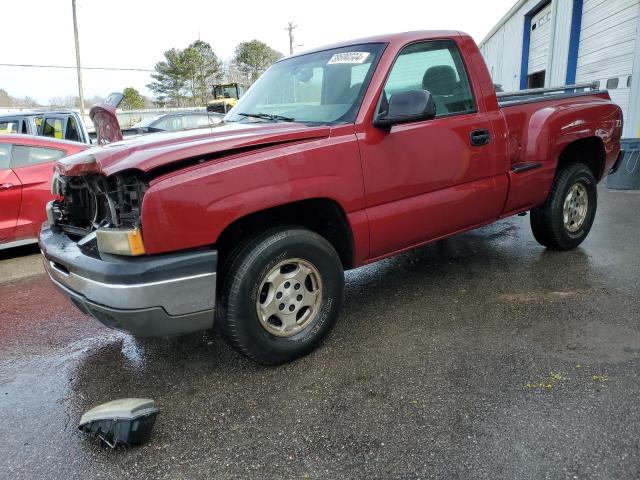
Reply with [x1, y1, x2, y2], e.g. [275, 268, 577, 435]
[40, 31, 622, 365]
[0, 135, 86, 249]
[122, 112, 222, 136]
[0, 110, 91, 144]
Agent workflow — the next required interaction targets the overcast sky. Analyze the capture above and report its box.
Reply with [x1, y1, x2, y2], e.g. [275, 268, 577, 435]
[1, 0, 515, 103]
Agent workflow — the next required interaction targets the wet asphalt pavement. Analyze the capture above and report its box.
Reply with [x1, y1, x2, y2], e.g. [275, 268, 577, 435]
[1, 186, 639, 480]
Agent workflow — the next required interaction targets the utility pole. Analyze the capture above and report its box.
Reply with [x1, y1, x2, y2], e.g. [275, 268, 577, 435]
[71, 0, 85, 120]
[285, 21, 297, 55]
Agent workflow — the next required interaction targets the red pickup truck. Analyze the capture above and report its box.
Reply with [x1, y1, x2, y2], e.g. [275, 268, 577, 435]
[40, 31, 623, 364]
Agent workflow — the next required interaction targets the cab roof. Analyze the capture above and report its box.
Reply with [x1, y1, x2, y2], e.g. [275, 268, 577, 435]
[286, 30, 466, 59]
[0, 109, 78, 117]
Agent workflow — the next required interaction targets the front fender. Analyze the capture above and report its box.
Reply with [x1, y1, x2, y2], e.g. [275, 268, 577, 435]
[140, 131, 364, 255]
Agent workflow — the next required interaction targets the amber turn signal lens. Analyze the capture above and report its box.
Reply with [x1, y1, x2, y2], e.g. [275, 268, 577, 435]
[126, 229, 146, 256]
[96, 227, 146, 256]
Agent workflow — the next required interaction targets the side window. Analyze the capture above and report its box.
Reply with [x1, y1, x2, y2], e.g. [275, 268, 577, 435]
[265, 66, 324, 105]
[383, 41, 475, 117]
[0, 119, 19, 134]
[33, 116, 43, 132]
[606, 78, 619, 90]
[185, 115, 212, 128]
[169, 116, 184, 131]
[294, 67, 323, 104]
[0, 144, 11, 169]
[343, 63, 370, 104]
[42, 117, 64, 139]
[10, 145, 65, 168]
[66, 116, 81, 142]
[351, 63, 369, 87]
[153, 116, 176, 131]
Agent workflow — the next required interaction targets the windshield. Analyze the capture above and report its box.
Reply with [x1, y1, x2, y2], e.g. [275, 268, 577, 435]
[214, 85, 239, 99]
[225, 43, 385, 125]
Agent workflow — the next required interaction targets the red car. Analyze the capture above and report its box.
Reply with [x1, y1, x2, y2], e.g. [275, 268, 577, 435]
[41, 31, 623, 364]
[0, 135, 86, 248]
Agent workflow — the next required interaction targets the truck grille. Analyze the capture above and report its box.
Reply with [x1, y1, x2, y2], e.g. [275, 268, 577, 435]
[51, 173, 147, 240]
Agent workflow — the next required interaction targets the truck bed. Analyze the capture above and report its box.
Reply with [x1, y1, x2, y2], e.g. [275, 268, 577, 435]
[497, 82, 602, 107]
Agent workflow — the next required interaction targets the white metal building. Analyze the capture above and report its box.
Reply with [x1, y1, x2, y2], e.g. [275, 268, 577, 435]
[480, 0, 640, 139]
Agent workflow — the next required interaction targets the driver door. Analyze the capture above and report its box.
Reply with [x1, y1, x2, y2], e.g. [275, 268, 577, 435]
[358, 40, 508, 258]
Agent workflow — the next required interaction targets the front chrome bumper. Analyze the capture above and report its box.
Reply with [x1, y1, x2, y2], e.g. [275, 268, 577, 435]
[43, 257, 215, 316]
[39, 226, 217, 337]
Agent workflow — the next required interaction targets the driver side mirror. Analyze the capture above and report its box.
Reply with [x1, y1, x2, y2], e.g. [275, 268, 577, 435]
[374, 89, 436, 128]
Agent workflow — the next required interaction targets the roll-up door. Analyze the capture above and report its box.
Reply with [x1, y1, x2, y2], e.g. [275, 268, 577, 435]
[576, 0, 640, 127]
[527, 2, 553, 85]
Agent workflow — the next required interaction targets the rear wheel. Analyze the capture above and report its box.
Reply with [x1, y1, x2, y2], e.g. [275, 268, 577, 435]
[216, 227, 344, 365]
[530, 162, 597, 250]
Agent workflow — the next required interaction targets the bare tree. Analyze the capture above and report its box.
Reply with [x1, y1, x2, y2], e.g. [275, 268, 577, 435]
[0, 89, 41, 108]
[48, 96, 78, 108]
[0, 89, 14, 107]
[85, 95, 106, 108]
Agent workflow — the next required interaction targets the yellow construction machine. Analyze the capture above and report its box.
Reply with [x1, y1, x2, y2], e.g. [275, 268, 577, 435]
[206, 83, 245, 114]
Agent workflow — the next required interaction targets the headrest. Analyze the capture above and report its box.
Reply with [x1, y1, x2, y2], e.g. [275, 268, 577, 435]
[422, 66, 457, 96]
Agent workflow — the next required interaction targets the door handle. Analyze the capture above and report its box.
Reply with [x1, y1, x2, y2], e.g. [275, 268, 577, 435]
[0, 182, 14, 191]
[470, 129, 491, 146]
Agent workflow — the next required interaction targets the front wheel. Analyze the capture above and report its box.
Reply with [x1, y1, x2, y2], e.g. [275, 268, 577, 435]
[216, 227, 344, 365]
[530, 162, 597, 250]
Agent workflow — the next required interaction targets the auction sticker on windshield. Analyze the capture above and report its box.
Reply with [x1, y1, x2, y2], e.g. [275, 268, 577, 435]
[327, 52, 370, 64]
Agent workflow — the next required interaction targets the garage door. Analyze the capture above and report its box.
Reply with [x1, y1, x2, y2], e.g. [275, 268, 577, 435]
[576, 0, 640, 126]
[528, 2, 553, 79]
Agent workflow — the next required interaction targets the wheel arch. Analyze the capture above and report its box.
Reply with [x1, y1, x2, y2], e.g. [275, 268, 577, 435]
[214, 197, 355, 271]
[519, 99, 618, 183]
[556, 136, 606, 181]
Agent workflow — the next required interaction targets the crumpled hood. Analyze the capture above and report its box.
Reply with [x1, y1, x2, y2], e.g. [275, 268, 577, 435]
[60, 122, 331, 177]
[89, 92, 124, 145]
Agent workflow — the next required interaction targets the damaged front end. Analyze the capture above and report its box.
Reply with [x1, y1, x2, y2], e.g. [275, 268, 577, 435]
[48, 163, 148, 256]
[44, 92, 150, 257]
[39, 158, 218, 336]
[37, 91, 219, 337]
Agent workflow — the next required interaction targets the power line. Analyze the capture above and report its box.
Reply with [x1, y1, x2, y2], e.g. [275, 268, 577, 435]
[0, 63, 154, 72]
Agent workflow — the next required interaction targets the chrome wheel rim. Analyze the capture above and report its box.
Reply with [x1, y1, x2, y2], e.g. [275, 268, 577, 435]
[563, 183, 589, 233]
[256, 258, 323, 337]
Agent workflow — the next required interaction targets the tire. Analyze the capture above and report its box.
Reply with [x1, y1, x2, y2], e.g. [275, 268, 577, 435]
[530, 162, 597, 250]
[216, 227, 344, 365]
